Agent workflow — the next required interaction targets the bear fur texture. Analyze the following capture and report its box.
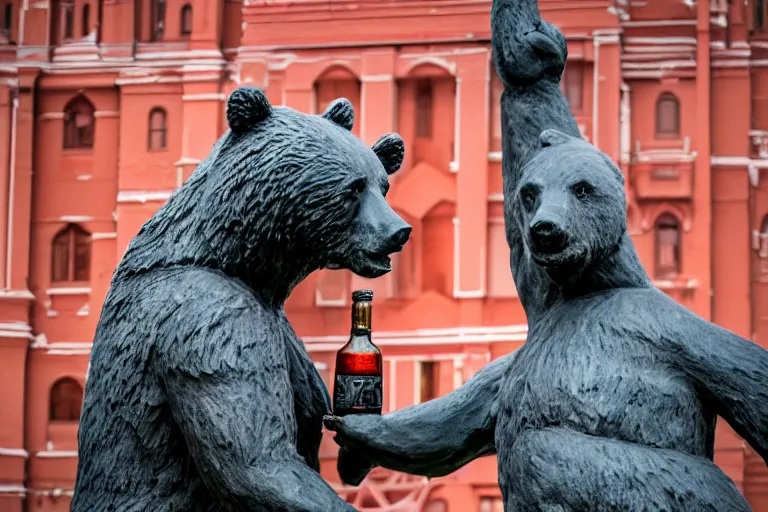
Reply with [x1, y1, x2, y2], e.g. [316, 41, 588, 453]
[325, 0, 768, 510]
[71, 87, 411, 511]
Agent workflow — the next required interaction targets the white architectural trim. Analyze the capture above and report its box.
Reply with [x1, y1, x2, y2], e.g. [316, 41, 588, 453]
[0, 447, 29, 458]
[711, 156, 768, 168]
[0, 484, 26, 496]
[36, 450, 79, 458]
[452, 76, 462, 173]
[182, 93, 226, 102]
[388, 360, 397, 412]
[92, 232, 117, 240]
[94, 110, 120, 118]
[5, 93, 18, 290]
[59, 215, 93, 223]
[46, 287, 91, 296]
[361, 74, 393, 83]
[117, 190, 175, 204]
[38, 112, 65, 120]
[592, 36, 600, 148]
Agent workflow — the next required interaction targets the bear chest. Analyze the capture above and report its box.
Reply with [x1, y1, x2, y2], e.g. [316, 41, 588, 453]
[279, 322, 332, 470]
[495, 313, 709, 459]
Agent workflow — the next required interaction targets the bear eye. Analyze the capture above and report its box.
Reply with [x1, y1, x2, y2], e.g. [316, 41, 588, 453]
[572, 181, 593, 200]
[349, 178, 366, 197]
[520, 186, 538, 211]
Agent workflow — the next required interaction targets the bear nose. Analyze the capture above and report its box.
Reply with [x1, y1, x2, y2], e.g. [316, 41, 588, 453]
[390, 226, 412, 247]
[530, 221, 567, 253]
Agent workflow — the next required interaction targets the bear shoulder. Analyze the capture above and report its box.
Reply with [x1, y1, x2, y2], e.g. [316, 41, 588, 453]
[133, 268, 285, 378]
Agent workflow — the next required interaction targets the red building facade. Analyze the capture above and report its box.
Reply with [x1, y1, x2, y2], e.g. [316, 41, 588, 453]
[0, 0, 767, 510]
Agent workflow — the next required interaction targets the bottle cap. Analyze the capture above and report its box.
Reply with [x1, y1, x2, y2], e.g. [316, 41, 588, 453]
[352, 289, 373, 302]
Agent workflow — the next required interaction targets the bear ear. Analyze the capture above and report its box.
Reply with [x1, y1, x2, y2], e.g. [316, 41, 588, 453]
[539, 129, 576, 148]
[321, 98, 355, 131]
[226, 87, 272, 134]
[371, 133, 405, 175]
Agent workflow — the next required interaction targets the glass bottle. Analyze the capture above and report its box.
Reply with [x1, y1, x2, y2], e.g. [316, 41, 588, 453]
[332, 289, 383, 416]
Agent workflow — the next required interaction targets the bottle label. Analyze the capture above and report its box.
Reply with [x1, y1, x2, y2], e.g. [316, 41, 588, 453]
[334, 374, 382, 411]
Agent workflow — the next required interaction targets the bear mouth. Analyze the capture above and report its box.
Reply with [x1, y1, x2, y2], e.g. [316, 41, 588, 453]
[327, 251, 393, 279]
[352, 251, 393, 279]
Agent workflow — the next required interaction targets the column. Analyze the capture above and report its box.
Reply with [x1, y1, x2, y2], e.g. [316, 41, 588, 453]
[593, 30, 621, 162]
[359, 49, 396, 145]
[453, 49, 490, 320]
[179, 78, 226, 183]
[693, 0, 713, 321]
[190, 0, 224, 51]
[9, 79, 35, 292]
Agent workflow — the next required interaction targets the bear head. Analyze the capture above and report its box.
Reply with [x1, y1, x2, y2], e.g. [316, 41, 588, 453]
[136, 86, 411, 304]
[514, 129, 626, 282]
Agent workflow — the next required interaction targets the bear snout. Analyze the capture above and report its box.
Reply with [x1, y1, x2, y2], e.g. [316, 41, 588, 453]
[388, 225, 412, 249]
[530, 220, 568, 254]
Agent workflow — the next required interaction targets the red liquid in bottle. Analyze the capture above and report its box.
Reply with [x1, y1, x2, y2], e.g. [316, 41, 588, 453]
[333, 290, 383, 416]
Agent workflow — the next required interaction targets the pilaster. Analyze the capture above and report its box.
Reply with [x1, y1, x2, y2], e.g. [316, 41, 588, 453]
[179, 80, 226, 183]
[190, 0, 224, 51]
[694, 0, 713, 321]
[593, 31, 621, 162]
[9, 81, 34, 292]
[453, 50, 490, 309]
[360, 50, 396, 145]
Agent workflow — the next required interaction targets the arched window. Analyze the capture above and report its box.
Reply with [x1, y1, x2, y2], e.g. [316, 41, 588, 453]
[49, 377, 83, 422]
[148, 107, 167, 150]
[51, 224, 91, 283]
[81, 3, 90, 37]
[655, 93, 680, 139]
[151, 0, 166, 41]
[415, 79, 433, 138]
[63, 95, 95, 149]
[180, 4, 192, 36]
[655, 213, 681, 280]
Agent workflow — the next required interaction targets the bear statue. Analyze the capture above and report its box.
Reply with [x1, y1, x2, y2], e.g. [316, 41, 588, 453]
[325, 0, 768, 509]
[71, 87, 411, 511]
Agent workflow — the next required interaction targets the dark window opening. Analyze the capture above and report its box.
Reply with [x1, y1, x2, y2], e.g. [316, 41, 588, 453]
[151, 0, 166, 41]
[2, 2, 12, 35]
[63, 1, 74, 39]
[419, 361, 439, 403]
[415, 80, 433, 138]
[655, 214, 681, 280]
[757, 0, 766, 31]
[52, 224, 91, 283]
[562, 62, 584, 111]
[81, 3, 89, 37]
[180, 4, 192, 36]
[50, 377, 83, 422]
[655, 92, 681, 139]
[63, 96, 95, 149]
[148, 107, 168, 150]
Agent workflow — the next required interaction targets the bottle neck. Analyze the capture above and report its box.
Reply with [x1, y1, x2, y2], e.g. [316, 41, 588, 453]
[350, 300, 372, 335]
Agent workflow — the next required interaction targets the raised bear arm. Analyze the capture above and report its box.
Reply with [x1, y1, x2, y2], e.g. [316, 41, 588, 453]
[666, 308, 768, 463]
[491, 0, 582, 316]
[158, 309, 356, 511]
[325, 352, 513, 483]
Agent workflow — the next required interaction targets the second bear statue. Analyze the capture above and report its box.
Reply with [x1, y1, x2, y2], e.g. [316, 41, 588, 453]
[326, 0, 768, 510]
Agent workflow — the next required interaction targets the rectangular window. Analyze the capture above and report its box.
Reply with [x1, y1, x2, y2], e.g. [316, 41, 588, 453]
[419, 361, 439, 403]
[415, 80, 433, 138]
[561, 62, 584, 112]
